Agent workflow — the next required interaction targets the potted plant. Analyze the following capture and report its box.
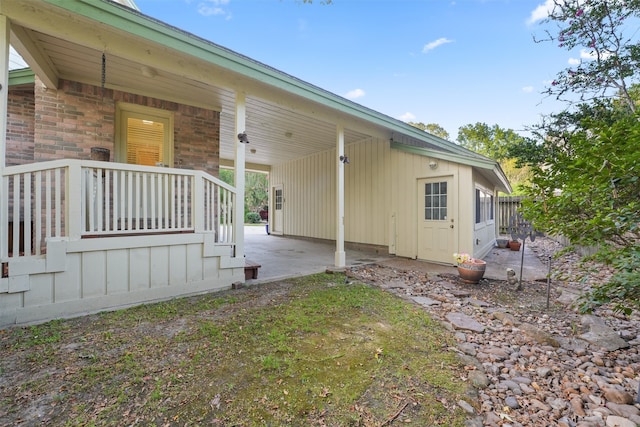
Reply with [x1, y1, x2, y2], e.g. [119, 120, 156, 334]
[259, 205, 269, 221]
[453, 253, 487, 284]
[496, 238, 509, 248]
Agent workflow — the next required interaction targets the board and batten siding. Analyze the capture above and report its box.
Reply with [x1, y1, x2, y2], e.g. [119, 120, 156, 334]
[389, 149, 475, 260]
[269, 137, 390, 247]
[1, 236, 241, 326]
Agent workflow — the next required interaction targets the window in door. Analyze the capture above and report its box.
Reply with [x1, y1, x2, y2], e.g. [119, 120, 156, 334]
[424, 181, 447, 220]
[275, 189, 283, 210]
[116, 103, 173, 166]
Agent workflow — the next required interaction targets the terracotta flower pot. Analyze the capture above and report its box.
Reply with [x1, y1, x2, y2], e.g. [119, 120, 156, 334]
[457, 259, 487, 284]
[509, 241, 521, 251]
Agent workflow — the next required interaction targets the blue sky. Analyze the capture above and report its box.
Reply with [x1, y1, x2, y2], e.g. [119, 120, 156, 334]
[134, 0, 572, 140]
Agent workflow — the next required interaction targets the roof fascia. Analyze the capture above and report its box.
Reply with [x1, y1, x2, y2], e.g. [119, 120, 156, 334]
[392, 141, 495, 169]
[41, 0, 470, 155]
[392, 142, 512, 193]
[8, 68, 35, 86]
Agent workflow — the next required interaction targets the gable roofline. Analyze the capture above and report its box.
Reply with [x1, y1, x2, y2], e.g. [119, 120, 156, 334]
[39, 0, 482, 160]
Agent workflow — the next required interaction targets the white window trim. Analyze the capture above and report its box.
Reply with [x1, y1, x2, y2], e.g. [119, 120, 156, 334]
[115, 102, 174, 167]
[474, 185, 495, 229]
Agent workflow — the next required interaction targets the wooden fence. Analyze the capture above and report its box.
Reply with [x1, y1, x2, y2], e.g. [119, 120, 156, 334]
[498, 196, 525, 235]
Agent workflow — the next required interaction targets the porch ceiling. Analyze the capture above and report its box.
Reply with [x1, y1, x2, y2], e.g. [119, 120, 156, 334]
[4, 1, 385, 168]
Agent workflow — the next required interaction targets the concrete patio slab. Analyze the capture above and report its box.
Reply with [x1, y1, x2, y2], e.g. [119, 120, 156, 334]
[244, 225, 548, 284]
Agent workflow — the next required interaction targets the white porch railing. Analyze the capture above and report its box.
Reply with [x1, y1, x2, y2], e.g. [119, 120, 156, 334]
[1, 159, 236, 260]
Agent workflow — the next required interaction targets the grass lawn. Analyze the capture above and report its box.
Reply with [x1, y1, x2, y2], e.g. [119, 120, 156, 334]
[0, 273, 470, 426]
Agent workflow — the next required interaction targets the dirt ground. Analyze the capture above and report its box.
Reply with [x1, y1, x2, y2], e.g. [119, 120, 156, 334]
[0, 237, 619, 426]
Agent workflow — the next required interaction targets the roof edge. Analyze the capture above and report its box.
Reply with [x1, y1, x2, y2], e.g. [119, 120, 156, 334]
[8, 68, 35, 86]
[41, 0, 475, 157]
[392, 142, 512, 193]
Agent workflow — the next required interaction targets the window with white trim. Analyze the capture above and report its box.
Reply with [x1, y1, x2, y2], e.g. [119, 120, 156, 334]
[475, 187, 494, 224]
[116, 103, 173, 166]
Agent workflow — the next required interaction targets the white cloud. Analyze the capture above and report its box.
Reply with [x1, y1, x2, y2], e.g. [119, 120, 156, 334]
[399, 112, 416, 121]
[198, 0, 231, 18]
[344, 88, 365, 100]
[580, 48, 612, 60]
[581, 49, 596, 60]
[522, 86, 534, 93]
[569, 48, 613, 63]
[527, 0, 555, 25]
[422, 38, 453, 53]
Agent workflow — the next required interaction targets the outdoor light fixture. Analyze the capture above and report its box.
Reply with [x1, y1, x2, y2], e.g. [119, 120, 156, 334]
[237, 132, 250, 144]
[429, 160, 438, 170]
[339, 155, 350, 164]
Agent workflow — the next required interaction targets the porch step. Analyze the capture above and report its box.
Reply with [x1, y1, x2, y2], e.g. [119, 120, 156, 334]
[244, 260, 261, 280]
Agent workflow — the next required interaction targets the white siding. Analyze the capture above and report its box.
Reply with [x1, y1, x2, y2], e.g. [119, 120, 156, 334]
[270, 140, 494, 262]
[0, 236, 243, 327]
[389, 150, 478, 260]
[270, 137, 390, 246]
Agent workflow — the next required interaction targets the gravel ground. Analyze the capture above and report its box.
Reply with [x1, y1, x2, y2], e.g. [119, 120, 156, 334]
[347, 236, 640, 427]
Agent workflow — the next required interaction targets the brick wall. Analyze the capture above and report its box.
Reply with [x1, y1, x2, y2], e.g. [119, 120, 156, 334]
[29, 78, 220, 175]
[34, 79, 114, 162]
[6, 87, 35, 166]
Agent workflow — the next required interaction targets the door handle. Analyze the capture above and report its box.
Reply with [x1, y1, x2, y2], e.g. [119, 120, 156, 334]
[450, 225, 454, 228]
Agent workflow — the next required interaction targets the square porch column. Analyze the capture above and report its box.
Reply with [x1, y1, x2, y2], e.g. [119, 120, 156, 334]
[0, 17, 9, 258]
[234, 92, 246, 259]
[335, 124, 345, 268]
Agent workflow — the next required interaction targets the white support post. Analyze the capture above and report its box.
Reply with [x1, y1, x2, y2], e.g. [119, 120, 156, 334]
[0, 16, 9, 258]
[234, 92, 246, 260]
[193, 172, 204, 233]
[335, 124, 346, 268]
[66, 163, 83, 240]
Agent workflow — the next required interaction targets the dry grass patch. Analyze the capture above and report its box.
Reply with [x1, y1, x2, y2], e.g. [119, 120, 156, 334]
[0, 273, 469, 426]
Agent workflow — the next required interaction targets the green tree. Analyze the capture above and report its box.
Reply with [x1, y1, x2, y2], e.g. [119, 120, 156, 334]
[536, 0, 640, 111]
[245, 172, 269, 214]
[519, 0, 640, 313]
[218, 169, 269, 221]
[521, 113, 640, 313]
[456, 122, 524, 160]
[407, 122, 450, 140]
[455, 122, 531, 194]
[219, 169, 234, 186]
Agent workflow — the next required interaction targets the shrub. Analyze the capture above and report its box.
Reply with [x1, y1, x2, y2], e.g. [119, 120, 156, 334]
[245, 212, 261, 224]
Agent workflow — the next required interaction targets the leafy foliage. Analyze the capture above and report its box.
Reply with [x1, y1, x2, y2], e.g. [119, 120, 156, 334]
[521, 110, 640, 312]
[578, 245, 640, 315]
[457, 122, 524, 160]
[219, 169, 269, 220]
[245, 211, 261, 224]
[455, 122, 532, 194]
[245, 171, 269, 214]
[407, 121, 451, 140]
[536, 0, 640, 110]
[518, 1, 640, 313]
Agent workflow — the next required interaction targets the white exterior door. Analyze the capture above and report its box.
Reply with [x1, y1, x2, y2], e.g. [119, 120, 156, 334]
[271, 185, 284, 235]
[417, 177, 455, 264]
